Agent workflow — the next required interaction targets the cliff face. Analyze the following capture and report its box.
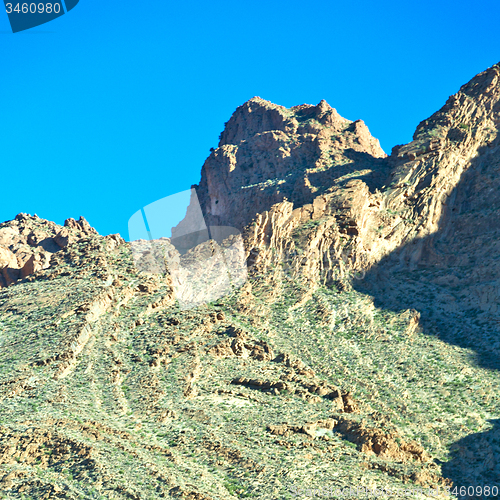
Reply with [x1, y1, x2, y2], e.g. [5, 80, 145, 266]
[385, 61, 500, 265]
[174, 97, 387, 237]
[182, 63, 500, 299]
[178, 60, 500, 362]
[362, 63, 500, 369]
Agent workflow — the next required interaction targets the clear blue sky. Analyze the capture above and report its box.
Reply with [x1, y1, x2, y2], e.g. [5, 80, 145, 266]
[1, 0, 499, 239]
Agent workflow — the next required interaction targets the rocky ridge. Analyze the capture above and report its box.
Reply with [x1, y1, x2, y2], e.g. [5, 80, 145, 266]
[0, 215, 120, 289]
[188, 63, 500, 296]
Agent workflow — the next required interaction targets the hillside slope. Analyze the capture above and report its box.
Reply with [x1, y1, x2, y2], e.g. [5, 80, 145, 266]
[0, 62, 499, 499]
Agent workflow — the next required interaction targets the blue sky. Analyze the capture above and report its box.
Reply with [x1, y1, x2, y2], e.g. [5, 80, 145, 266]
[1, 0, 499, 239]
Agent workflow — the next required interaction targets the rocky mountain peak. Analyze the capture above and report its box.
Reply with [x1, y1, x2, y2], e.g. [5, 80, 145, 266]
[218, 96, 384, 155]
[176, 96, 387, 235]
[1, 63, 500, 497]
[217, 97, 291, 147]
[177, 61, 500, 320]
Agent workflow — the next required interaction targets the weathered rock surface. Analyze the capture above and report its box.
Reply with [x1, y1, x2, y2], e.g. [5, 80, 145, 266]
[0, 215, 123, 288]
[176, 63, 500, 317]
[173, 97, 387, 237]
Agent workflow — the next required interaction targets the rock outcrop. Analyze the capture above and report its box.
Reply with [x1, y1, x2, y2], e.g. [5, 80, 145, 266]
[173, 97, 387, 236]
[0, 214, 120, 288]
[176, 63, 500, 300]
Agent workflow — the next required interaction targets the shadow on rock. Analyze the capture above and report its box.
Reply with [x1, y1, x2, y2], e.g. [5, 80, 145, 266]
[353, 139, 500, 490]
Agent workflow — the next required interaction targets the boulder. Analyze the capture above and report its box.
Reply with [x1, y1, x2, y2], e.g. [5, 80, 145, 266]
[0, 245, 17, 269]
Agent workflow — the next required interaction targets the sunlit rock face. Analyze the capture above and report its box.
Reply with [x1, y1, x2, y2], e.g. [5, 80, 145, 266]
[179, 96, 386, 234]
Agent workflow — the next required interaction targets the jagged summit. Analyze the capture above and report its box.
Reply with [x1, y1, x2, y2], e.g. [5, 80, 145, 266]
[218, 95, 384, 154]
[178, 96, 387, 235]
[174, 61, 500, 279]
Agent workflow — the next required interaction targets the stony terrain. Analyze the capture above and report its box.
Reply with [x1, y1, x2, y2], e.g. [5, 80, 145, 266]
[0, 215, 104, 289]
[0, 62, 499, 499]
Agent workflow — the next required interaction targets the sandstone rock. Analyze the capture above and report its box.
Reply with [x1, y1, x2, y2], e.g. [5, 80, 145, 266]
[0, 245, 17, 269]
[15, 249, 34, 269]
[64, 216, 98, 235]
[268, 419, 336, 439]
[54, 228, 71, 248]
[174, 96, 387, 237]
[172, 61, 500, 316]
[105, 233, 125, 251]
[27, 231, 43, 247]
[20, 253, 44, 279]
[0, 226, 20, 246]
[1, 266, 20, 286]
[336, 417, 430, 462]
